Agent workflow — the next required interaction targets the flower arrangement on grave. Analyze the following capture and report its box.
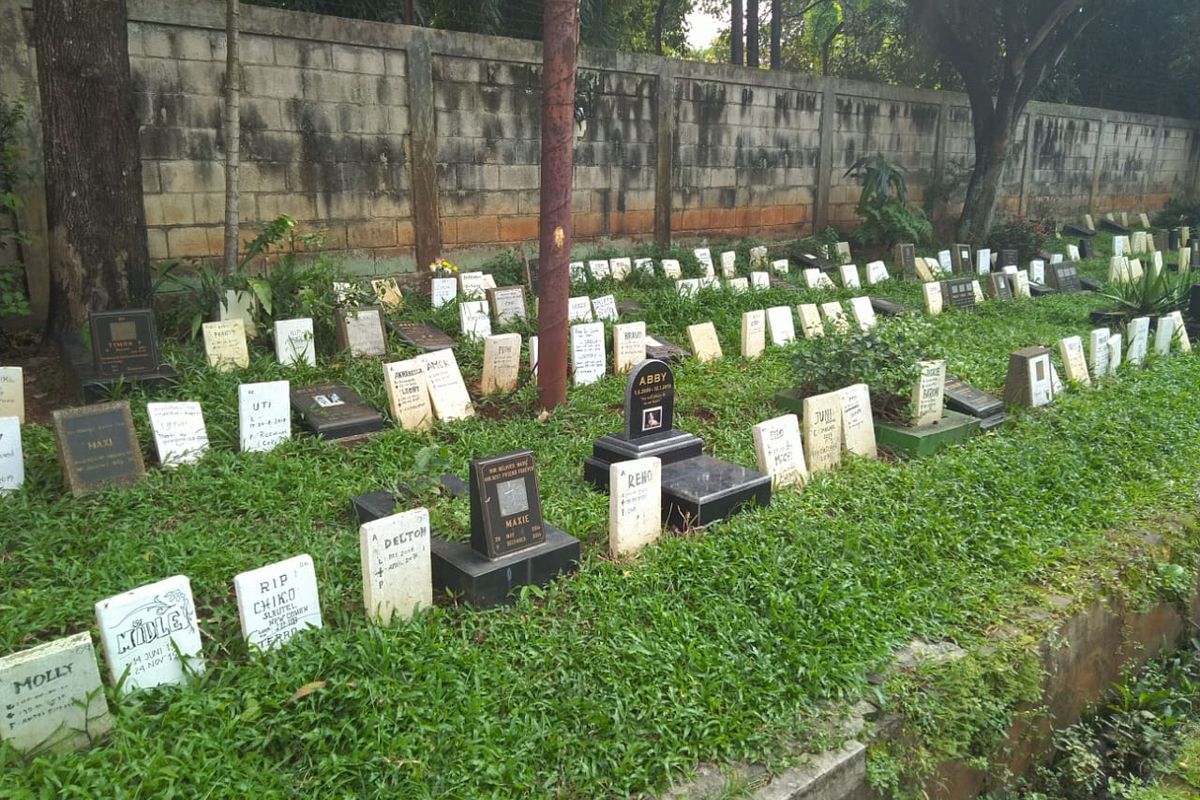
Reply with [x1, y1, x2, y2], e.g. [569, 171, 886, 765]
[792, 315, 941, 424]
[431, 258, 460, 277]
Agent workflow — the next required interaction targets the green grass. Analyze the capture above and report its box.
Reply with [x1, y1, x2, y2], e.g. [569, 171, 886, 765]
[3, 234, 1200, 797]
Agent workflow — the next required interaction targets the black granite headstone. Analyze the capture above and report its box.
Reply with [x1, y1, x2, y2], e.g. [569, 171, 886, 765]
[1189, 284, 1200, 322]
[1169, 229, 1181, 252]
[1079, 238, 1096, 259]
[469, 450, 546, 559]
[894, 243, 917, 278]
[290, 382, 385, 441]
[988, 273, 1014, 301]
[943, 378, 1007, 430]
[1047, 262, 1083, 293]
[52, 401, 146, 496]
[1062, 223, 1096, 238]
[624, 360, 674, 439]
[89, 310, 161, 378]
[952, 244, 972, 273]
[660, 455, 772, 529]
[1099, 218, 1130, 235]
[940, 278, 977, 311]
[869, 297, 913, 316]
[999, 249, 1018, 269]
[388, 321, 456, 352]
[792, 249, 837, 271]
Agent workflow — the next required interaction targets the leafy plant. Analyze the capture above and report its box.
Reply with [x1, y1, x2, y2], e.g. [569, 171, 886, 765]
[1097, 268, 1191, 326]
[0, 96, 32, 319]
[1152, 194, 1200, 229]
[844, 154, 933, 249]
[987, 216, 1053, 262]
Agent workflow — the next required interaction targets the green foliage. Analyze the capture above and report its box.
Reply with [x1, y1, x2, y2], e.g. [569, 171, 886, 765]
[0, 96, 32, 319]
[1097, 269, 1191, 326]
[1153, 195, 1200, 230]
[844, 154, 933, 248]
[987, 216, 1053, 262]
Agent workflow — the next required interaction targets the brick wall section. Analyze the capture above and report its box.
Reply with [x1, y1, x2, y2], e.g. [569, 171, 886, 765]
[4, 0, 1199, 314]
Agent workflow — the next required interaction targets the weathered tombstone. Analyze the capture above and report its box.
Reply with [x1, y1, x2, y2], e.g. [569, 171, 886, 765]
[971, 279, 985, 303]
[752, 413, 807, 488]
[239, 381, 291, 452]
[371, 277, 404, 309]
[1181, 247, 1193, 274]
[1127, 317, 1150, 365]
[1030, 259, 1046, 284]
[291, 382, 385, 441]
[1108, 256, 1131, 283]
[819, 302, 849, 332]
[952, 244, 972, 273]
[802, 391, 843, 474]
[911, 360, 946, 426]
[1129, 258, 1145, 281]
[568, 261, 586, 283]
[975, 248, 992, 275]
[487, 286, 528, 325]
[591, 294, 619, 321]
[1107, 333, 1124, 372]
[804, 268, 834, 289]
[1083, 213, 1096, 230]
[383, 359, 434, 431]
[1047, 262, 1083, 293]
[700, 275, 721, 290]
[332, 281, 354, 306]
[146, 402, 208, 467]
[202, 319, 249, 372]
[610, 257, 632, 281]
[839, 263, 861, 289]
[389, 320, 456, 353]
[336, 306, 388, 357]
[571, 322, 607, 385]
[432, 450, 579, 607]
[1058, 336, 1091, 385]
[1079, 238, 1096, 259]
[922, 282, 943, 315]
[609, 457, 663, 557]
[95, 575, 203, 694]
[1168, 311, 1192, 352]
[1067, 244, 1080, 261]
[431, 277, 458, 308]
[741, 310, 766, 359]
[687, 322, 723, 363]
[849, 296, 877, 331]
[0, 366, 24, 423]
[634, 257, 655, 276]
[838, 383, 877, 458]
[693, 248, 715, 277]
[771, 258, 789, 274]
[89, 309, 162, 378]
[458, 300, 492, 341]
[1088, 328, 1110, 379]
[645, 334, 692, 363]
[418, 349, 473, 421]
[1013, 270, 1031, 298]
[1140, 212, 1151, 229]
[661, 258, 683, 279]
[750, 271, 770, 290]
[1153, 315, 1176, 356]
[937, 250, 954, 275]
[894, 243, 917, 278]
[0, 633, 111, 755]
[797, 304, 824, 338]
[0, 416, 23, 494]
[360, 507, 432, 623]
[52, 402, 145, 496]
[750, 245, 770, 269]
[234, 554, 322, 650]
[274, 318, 316, 367]
[458, 271, 491, 299]
[613, 322, 647, 374]
[766, 306, 796, 346]
[943, 378, 1005, 427]
[719, 251, 737, 278]
[567, 296, 594, 322]
[1004, 347, 1054, 407]
[481, 334, 522, 394]
[835, 242, 853, 264]
[675, 278, 701, 297]
[865, 261, 889, 285]
[987, 273, 1014, 301]
[216, 289, 259, 338]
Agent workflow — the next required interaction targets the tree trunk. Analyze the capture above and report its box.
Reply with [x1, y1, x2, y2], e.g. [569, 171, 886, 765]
[34, 0, 149, 337]
[731, 0, 743, 65]
[746, 0, 759, 67]
[956, 123, 1013, 243]
[653, 0, 667, 55]
[769, 0, 781, 69]
[223, 0, 241, 275]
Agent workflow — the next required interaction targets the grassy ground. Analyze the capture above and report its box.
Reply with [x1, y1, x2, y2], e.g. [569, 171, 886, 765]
[3, 235, 1200, 797]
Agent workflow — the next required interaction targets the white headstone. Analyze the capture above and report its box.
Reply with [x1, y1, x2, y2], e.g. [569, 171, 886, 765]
[802, 392, 843, 474]
[489, 287, 527, 325]
[835, 242, 853, 264]
[431, 277, 458, 308]
[569, 261, 586, 283]
[741, 310, 766, 359]
[937, 250, 953, 274]
[838, 263, 862, 289]
[0, 366, 24, 423]
[238, 380, 291, 453]
[922, 282, 943, 315]
[1107, 334, 1124, 372]
[360, 508, 432, 624]
[332, 281, 353, 306]
[481, 333, 522, 394]
[568, 296, 594, 322]
[1030, 260, 1046, 284]
[675, 278, 700, 298]
[727, 277, 749, 294]
[1027, 351, 1054, 407]
[766, 306, 796, 346]
[699, 276, 721, 290]
[234, 553, 322, 651]
[1168, 311, 1192, 353]
[693, 248, 715, 277]
[1050, 254, 1063, 265]
[752, 413, 807, 488]
[1154, 315, 1176, 356]
[912, 360, 946, 426]
[797, 304, 824, 338]
[1067, 244, 1080, 261]
[147, 402, 209, 467]
[571, 322, 607, 385]
[975, 248, 992, 275]
[687, 322, 723, 363]
[217, 289, 258, 338]
[529, 335, 539, 376]
[1014, 270, 1031, 298]
[586, 259, 611, 280]
[865, 261, 889, 285]
[1128, 259, 1144, 281]
[383, 359, 434, 431]
[95, 575, 203, 694]
[613, 321, 647, 374]
[274, 318, 316, 367]
[1140, 212, 1151, 228]
[849, 296, 876, 331]
[819, 302, 849, 332]
[804, 268, 834, 289]
[0, 632, 111, 754]
[610, 257, 632, 281]
[458, 271, 490, 299]
[771, 259, 789, 274]
[838, 383, 876, 458]
[342, 307, 388, 357]
[633, 257, 655, 276]
[0, 416, 23, 495]
[971, 280, 985, 303]
[459, 300, 492, 341]
[417, 349, 474, 421]
[202, 319, 249, 371]
[750, 271, 770, 290]
[1088, 328, 1110, 379]
[719, 251, 737, 278]
[661, 259, 683, 279]
[1058, 336, 1091, 385]
[750, 245, 769, 269]
[609, 457, 662, 558]
[1127, 317, 1150, 365]
[591, 294, 619, 322]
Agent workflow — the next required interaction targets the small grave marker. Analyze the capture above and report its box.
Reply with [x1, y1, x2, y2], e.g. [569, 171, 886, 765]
[146, 402, 209, 467]
[360, 508, 432, 623]
[52, 402, 145, 495]
[752, 413, 807, 488]
[687, 322, 723, 363]
[571, 322, 607, 385]
[609, 457, 662, 557]
[234, 554, 322, 651]
[95, 575, 203, 694]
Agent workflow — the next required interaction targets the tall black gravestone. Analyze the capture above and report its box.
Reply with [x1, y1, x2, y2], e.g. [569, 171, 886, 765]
[431, 450, 579, 608]
[584, 360, 771, 527]
[61, 310, 177, 403]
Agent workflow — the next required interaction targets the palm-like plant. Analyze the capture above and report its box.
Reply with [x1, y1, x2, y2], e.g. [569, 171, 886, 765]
[1097, 267, 1191, 324]
[844, 153, 910, 211]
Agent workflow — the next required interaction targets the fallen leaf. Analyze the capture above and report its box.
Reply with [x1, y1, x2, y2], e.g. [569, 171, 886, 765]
[288, 680, 327, 703]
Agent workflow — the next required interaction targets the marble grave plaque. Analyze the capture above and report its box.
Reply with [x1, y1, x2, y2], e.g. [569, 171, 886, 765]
[146, 402, 209, 467]
[52, 402, 145, 495]
[360, 508, 432, 623]
[95, 575, 203, 695]
[234, 554, 322, 650]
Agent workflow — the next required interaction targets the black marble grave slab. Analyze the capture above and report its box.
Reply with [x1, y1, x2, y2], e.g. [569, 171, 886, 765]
[791, 249, 837, 272]
[999, 249, 1019, 268]
[388, 321, 456, 352]
[1079, 238, 1097, 259]
[1047, 262, 1083, 293]
[89, 309, 162, 378]
[59, 336, 177, 405]
[1170, 229, 1181, 252]
[943, 377, 1004, 420]
[1188, 285, 1200, 321]
[1100, 218, 1131, 235]
[291, 382, 385, 441]
[583, 429, 705, 490]
[1062, 224, 1097, 238]
[470, 450, 546, 559]
[660, 455, 772, 528]
[1079, 276, 1103, 292]
[869, 297, 913, 316]
[1028, 282, 1056, 297]
[431, 524, 580, 608]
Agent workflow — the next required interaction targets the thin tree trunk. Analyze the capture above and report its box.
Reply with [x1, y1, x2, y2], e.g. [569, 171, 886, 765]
[731, 0, 743, 65]
[34, 0, 149, 337]
[223, 0, 240, 276]
[770, 0, 781, 69]
[746, 0, 759, 67]
[537, 0, 579, 411]
[956, 124, 1013, 243]
[653, 0, 667, 55]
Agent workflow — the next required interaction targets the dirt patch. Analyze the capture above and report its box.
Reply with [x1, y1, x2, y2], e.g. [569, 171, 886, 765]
[5, 343, 69, 426]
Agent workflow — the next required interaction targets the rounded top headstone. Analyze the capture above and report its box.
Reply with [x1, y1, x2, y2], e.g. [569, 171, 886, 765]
[625, 359, 675, 440]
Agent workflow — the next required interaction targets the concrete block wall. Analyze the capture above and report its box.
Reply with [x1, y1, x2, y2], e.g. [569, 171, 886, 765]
[4, 0, 1198, 320]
